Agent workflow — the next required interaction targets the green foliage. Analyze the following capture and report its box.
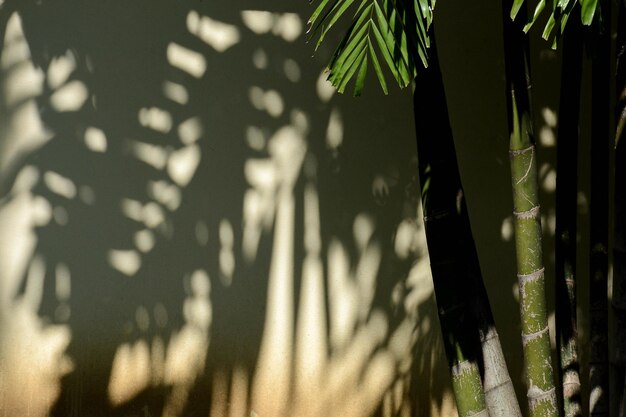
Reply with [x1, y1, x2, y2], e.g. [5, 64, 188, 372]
[308, 0, 435, 95]
[510, 0, 600, 48]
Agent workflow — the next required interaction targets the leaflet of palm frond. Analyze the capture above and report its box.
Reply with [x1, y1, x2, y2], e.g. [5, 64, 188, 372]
[308, 0, 434, 95]
[510, 0, 599, 49]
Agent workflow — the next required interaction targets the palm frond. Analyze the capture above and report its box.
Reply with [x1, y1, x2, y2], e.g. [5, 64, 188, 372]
[510, 0, 600, 49]
[308, 0, 435, 95]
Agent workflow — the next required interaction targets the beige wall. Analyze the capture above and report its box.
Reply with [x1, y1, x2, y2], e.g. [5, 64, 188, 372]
[0, 1, 587, 416]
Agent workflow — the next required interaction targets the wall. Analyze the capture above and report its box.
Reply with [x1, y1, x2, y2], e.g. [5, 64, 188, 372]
[0, 1, 587, 416]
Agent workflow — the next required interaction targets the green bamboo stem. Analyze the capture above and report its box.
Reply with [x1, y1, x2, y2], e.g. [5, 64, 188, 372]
[509, 93, 557, 417]
[504, 3, 558, 416]
[555, 11, 583, 417]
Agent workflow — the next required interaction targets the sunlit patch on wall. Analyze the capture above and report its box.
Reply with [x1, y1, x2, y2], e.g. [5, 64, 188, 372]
[403, 205, 433, 315]
[83, 127, 108, 152]
[167, 42, 206, 79]
[120, 198, 144, 222]
[0, 249, 73, 416]
[11, 165, 39, 193]
[219, 219, 235, 286]
[162, 270, 211, 414]
[3, 54, 44, 108]
[138, 106, 173, 134]
[246, 126, 267, 151]
[283, 58, 301, 82]
[44, 171, 76, 199]
[142, 202, 165, 228]
[357, 254, 381, 322]
[108, 339, 151, 405]
[32, 196, 52, 226]
[167, 144, 201, 186]
[55, 262, 71, 301]
[303, 183, 321, 254]
[273, 13, 302, 41]
[394, 219, 419, 259]
[539, 126, 556, 147]
[134, 229, 155, 253]
[267, 126, 307, 185]
[501, 215, 514, 241]
[327, 239, 358, 349]
[252, 48, 268, 70]
[228, 366, 250, 417]
[50, 80, 88, 112]
[242, 186, 273, 262]
[2, 13, 31, 70]
[388, 318, 415, 369]
[2, 14, 44, 107]
[248, 86, 284, 118]
[317, 70, 336, 102]
[47, 50, 76, 90]
[291, 109, 309, 135]
[241, 11, 302, 42]
[148, 180, 181, 211]
[263, 90, 284, 117]
[326, 107, 343, 150]
[108, 249, 141, 276]
[542, 107, 557, 128]
[128, 140, 168, 170]
[249, 86, 265, 110]
[539, 107, 557, 147]
[186, 11, 240, 52]
[539, 162, 555, 193]
[245, 159, 276, 191]
[353, 213, 374, 251]
[162, 80, 189, 105]
[177, 117, 203, 145]
[542, 167, 556, 192]
[241, 11, 274, 34]
[404, 255, 433, 309]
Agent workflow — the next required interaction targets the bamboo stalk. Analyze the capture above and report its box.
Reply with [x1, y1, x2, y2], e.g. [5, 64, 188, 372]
[504, 3, 558, 416]
[555, 10, 583, 417]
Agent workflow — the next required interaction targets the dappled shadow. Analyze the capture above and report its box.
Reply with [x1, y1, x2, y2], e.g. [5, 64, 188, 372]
[0, 1, 451, 417]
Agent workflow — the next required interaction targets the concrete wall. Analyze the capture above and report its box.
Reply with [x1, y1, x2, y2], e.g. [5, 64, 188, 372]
[0, 1, 589, 416]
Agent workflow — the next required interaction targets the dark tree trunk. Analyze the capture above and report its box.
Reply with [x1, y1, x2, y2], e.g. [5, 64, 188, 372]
[612, 2, 626, 416]
[413, 31, 520, 417]
[587, 2, 612, 416]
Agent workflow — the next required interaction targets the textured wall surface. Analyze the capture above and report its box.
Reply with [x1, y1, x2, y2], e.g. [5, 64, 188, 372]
[0, 1, 573, 416]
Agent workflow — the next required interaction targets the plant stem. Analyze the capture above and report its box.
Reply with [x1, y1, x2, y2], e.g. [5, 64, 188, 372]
[503, 3, 558, 417]
[555, 10, 583, 417]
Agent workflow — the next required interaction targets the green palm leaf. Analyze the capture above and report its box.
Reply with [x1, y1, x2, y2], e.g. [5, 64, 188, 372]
[308, 0, 435, 95]
[510, 0, 600, 48]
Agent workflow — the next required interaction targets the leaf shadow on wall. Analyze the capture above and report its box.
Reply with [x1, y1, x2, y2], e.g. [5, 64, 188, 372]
[0, 1, 452, 416]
